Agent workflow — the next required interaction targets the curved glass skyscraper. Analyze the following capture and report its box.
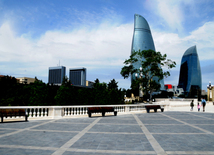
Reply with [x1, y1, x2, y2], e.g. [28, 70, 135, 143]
[131, 14, 165, 90]
[178, 45, 202, 96]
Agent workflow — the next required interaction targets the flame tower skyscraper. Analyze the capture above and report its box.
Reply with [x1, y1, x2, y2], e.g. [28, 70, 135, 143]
[178, 45, 202, 96]
[131, 14, 165, 90]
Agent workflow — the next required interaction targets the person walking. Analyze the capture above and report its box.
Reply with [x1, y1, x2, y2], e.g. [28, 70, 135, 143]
[197, 102, 201, 112]
[190, 100, 194, 111]
[201, 98, 206, 112]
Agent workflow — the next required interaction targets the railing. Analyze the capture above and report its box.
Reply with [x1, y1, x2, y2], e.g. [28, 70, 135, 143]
[0, 103, 169, 120]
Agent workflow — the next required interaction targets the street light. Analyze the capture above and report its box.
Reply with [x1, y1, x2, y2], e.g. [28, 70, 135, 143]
[208, 81, 212, 101]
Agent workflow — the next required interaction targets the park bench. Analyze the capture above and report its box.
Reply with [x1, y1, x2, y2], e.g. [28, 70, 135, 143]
[87, 107, 117, 117]
[0, 109, 28, 123]
[145, 105, 164, 113]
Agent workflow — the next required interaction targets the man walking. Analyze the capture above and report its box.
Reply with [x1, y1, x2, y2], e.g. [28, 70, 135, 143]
[201, 98, 206, 112]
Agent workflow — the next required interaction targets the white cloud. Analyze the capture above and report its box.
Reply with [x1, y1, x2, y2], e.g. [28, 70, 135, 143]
[153, 21, 214, 89]
[1, 17, 214, 90]
[0, 22, 133, 86]
[153, 21, 214, 64]
[157, 0, 184, 31]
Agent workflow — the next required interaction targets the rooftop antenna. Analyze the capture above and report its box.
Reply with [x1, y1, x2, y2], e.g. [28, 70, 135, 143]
[59, 60, 60, 66]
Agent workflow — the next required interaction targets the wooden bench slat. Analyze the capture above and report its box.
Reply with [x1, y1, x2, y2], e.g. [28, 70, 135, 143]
[0, 109, 28, 123]
[87, 107, 117, 117]
[145, 105, 164, 113]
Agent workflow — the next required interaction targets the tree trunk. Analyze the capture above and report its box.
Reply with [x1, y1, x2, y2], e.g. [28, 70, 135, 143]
[149, 90, 153, 104]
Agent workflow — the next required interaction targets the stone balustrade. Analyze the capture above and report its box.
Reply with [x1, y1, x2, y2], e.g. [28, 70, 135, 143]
[0, 103, 169, 120]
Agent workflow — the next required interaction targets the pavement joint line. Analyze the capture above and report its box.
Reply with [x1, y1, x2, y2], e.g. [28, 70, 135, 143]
[160, 113, 214, 135]
[29, 129, 79, 133]
[165, 151, 214, 154]
[97, 123, 138, 125]
[0, 119, 56, 138]
[0, 128, 19, 130]
[87, 131, 145, 134]
[188, 113, 214, 120]
[66, 148, 156, 154]
[151, 133, 208, 134]
[50, 122, 91, 124]
[51, 117, 102, 155]
[133, 114, 167, 155]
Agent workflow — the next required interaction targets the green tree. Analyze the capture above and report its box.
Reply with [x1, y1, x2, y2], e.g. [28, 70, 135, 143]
[107, 79, 118, 90]
[29, 78, 48, 106]
[120, 49, 176, 102]
[62, 76, 72, 86]
[0, 76, 20, 106]
[54, 85, 72, 105]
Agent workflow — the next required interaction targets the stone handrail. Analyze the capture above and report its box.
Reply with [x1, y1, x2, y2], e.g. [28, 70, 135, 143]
[0, 103, 169, 120]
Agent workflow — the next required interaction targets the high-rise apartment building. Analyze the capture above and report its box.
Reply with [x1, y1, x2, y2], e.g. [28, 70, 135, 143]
[48, 66, 66, 84]
[178, 45, 202, 96]
[69, 68, 86, 86]
[131, 14, 164, 90]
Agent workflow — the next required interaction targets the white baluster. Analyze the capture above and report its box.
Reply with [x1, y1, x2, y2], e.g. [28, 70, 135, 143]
[65, 108, 68, 116]
[82, 107, 85, 115]
[71, 108, 74, 115]
[77, 108, 79, 115]
[41, 108, 44, 117]
[29, 108, 32, 117]
[25, 109, 28, 118]
[44, 108, 47, 117]
[37, 108, 40, 117]
[68, 108, 71, 116]
[80, 108, 82, 115]
[74, 108, 76, 115]
[33, 108, 36, 117]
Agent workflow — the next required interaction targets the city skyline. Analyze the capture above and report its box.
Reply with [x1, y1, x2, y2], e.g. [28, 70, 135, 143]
[0, 0, 214, 90]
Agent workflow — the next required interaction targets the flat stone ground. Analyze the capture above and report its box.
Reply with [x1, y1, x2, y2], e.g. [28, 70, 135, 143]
[0, 111, 214, 155]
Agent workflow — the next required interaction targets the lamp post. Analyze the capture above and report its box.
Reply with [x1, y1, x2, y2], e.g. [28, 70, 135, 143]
[135, 67, 143, 98]
[208, 81, 212, 101]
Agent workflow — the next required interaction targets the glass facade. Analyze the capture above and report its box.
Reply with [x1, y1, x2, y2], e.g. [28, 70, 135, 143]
[178, 45, 202, 94]
[48, 66, 66, 84]
[69, 68, 86, 86]
[131, 14, 165, 90]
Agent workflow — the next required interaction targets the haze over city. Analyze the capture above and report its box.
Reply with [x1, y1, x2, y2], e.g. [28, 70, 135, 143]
[0, 0, 214, 90]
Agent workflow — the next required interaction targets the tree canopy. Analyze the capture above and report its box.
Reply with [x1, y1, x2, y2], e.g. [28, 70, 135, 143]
[120, 49, 176, 102]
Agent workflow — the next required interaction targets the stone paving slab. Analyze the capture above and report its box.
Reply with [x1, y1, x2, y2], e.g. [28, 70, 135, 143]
[0, 121, 47, 129]
[153, 134, 214, 151]
[89, 124, 142, 133]
[0, 130, 77, 147]
[0, 128, 18, 135]
[0, 111, 214, 155]
[32, 122, 89, 131]
[0, 147, 55, 155]
[146, 124, 205, 133]
[139, 119, 183, 125]
[179, 119, 214, 124]
[97, 118, 138, 124]
[195, 125, 214, 133]
[54, 118, 97, 123]
[70, 133, 154, 151]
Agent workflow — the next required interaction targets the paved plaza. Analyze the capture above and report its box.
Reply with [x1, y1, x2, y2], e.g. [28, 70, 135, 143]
[0, 111, 214, 155]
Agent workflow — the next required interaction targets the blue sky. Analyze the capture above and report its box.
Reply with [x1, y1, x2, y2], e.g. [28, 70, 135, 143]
[0, 0, 214, 91]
